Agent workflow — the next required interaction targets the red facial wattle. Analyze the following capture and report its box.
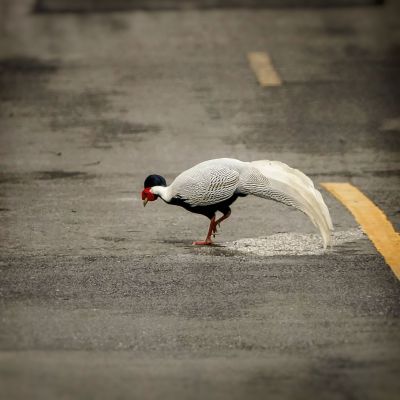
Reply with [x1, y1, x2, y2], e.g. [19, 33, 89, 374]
[142, 187, 157, 206]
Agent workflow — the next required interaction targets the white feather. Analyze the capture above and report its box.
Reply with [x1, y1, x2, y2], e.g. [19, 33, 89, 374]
[169, 159, 242, 207]
[242, 160, 333, 248]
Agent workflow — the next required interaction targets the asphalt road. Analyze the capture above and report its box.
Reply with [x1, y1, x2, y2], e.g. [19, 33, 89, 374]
[0, 1, 400, 399]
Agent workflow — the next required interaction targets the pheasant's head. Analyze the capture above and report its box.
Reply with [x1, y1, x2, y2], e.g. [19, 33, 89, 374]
[141, 174, 167, 206]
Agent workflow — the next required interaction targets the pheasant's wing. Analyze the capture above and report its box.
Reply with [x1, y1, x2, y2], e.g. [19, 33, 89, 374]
[171, 164, 240, 207]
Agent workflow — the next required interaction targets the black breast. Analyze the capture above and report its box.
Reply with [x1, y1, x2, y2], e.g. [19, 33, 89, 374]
[168, 191, 247, 219]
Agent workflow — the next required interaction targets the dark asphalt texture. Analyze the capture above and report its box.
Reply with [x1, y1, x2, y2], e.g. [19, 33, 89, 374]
[1, 1, 400, 399]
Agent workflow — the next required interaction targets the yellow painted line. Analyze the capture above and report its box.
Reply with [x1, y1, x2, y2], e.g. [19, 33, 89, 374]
[247, 52, 282, 87]
[322, 182, 400, 279]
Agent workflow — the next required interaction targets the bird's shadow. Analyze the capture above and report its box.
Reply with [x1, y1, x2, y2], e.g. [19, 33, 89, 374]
[160, 239, 224, 246]
[148, 236, 239, 257]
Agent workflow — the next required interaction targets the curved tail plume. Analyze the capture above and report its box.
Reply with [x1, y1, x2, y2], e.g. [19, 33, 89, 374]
[244, 160, 334, 248]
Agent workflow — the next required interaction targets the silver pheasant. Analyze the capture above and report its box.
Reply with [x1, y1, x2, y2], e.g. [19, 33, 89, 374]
[142, 158, 333, 247]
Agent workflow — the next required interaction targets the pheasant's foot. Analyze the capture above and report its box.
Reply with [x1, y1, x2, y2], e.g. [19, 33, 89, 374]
[193, 216, 217, 245]
[192, 239, 213, 246]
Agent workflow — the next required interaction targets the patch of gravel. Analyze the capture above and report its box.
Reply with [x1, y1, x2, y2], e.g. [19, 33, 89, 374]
[225, 228, 366, 256]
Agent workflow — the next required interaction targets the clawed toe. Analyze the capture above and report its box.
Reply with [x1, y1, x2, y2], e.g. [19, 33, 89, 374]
[192, 240, 213, 246]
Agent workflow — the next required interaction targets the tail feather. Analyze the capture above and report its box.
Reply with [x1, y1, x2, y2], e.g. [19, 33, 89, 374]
[246, 160, 334, 248]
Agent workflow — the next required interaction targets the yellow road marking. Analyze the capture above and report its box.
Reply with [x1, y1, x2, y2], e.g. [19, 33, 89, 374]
[322, 182, 400, 279]
[247, 52, 282, 87]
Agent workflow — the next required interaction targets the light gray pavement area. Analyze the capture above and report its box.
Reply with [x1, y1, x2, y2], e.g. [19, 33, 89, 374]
[0, 1, 400, 399]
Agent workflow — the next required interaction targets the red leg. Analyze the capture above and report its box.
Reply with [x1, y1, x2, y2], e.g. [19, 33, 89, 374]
[208, 210, 231, 239]
[192, 216, 216, 245]
[215, 210, 231, 227]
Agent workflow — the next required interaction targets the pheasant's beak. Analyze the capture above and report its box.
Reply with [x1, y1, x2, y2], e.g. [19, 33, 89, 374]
[143, 198, 149, 207]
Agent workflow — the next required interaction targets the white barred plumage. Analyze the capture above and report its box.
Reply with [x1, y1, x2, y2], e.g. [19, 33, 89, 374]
[143, 158, 334, 247]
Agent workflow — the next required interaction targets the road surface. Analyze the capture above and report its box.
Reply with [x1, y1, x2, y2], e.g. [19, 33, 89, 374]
[0, 0, 399, 399]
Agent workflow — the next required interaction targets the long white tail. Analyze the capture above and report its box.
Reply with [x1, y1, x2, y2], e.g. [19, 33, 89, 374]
[245, 160, 333, 248]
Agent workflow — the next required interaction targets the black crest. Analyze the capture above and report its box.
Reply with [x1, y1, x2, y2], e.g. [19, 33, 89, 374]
[144, 174, 167, 188]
